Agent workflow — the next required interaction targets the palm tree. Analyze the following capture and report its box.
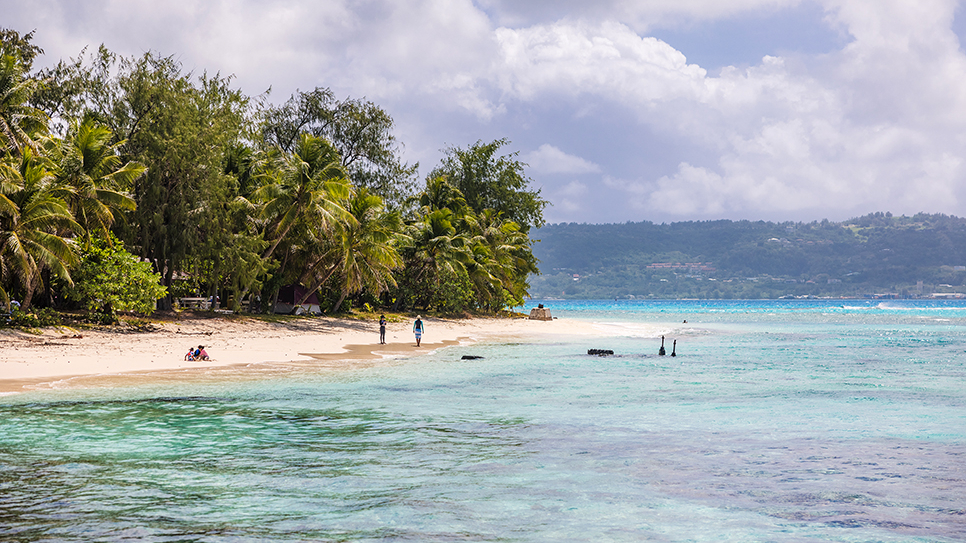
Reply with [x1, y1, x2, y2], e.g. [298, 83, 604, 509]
[464, 236, 501, 307]
[47, 119, 144, 239]
[0, 149, 81, 309]
[0, 155, 19, 309]
[412, 208, 473, 281]
[254, 134, 353, 261]
[390, 207, 473, 310]
[475, 210, 538, 308]
[241, 134, 352, 311]
[0, 52, 47, 157]
[416, 176, 468, 215]
[320, 188, 403, 312]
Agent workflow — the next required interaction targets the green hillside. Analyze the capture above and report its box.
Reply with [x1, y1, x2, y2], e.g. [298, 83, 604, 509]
[529, 212, 966, 299]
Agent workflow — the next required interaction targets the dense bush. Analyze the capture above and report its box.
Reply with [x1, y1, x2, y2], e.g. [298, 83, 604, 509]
[64, 235, 168, 317]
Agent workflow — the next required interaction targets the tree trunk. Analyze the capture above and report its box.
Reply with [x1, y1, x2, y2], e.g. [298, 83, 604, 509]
[296, 266, 338, 307]
[161, 263, 174, 311]
[331, 291, 348, 314]
[209, 262, 220, 310]
[41, 269, 54, 308]
[21, 272, 36, 311]
[269, 287, 282, 314]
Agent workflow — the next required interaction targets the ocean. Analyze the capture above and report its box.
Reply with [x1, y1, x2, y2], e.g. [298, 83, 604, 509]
[1, 299, 964, 542]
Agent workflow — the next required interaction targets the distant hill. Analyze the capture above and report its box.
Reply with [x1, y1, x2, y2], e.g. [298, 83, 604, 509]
[528, 212, 966, 299]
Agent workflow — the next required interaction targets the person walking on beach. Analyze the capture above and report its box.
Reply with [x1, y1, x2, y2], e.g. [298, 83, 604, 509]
[379, 315, 387, 344]
[413, 316, 423, 347]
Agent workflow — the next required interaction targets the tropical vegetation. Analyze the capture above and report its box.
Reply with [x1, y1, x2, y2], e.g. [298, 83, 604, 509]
[0, 28, 545, 323]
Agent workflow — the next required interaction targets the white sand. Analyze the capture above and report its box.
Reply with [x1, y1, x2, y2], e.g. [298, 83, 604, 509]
[0, 314, 659, 394]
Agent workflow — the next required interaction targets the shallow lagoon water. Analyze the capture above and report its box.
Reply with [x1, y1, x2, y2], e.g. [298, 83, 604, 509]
[2, 300, 965, 542]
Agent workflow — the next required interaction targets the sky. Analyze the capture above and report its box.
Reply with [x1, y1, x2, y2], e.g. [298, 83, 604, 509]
[5, 0, 966, 225]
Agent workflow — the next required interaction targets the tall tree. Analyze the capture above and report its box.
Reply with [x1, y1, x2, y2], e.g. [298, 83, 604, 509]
[470, 209, 539, 309]
[254, 134, 352, 261]
[245, 134, 352, 311]
[74, 52, 250, 309]
[261, 88, 418, 209]
[416, 176, 469, 216]
[0, 148, 80, 309]
[429, 138, 548, 232]
[0, 28, 44, 72]
[394, 174, 539, 312]
[31, 49, 251, 311]
[0, 51, 47, 156]
[46, 119, 143, 240]
[322, 188, 403, 312]
[392, 207, 473, 310]
[211, 142, 269, 312]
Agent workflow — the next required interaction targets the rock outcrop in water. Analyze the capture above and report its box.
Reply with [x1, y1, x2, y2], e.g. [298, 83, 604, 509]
[529, 304, 553, 321]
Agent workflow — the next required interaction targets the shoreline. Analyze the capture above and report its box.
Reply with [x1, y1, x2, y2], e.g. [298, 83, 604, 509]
[0, 314, 655, 396]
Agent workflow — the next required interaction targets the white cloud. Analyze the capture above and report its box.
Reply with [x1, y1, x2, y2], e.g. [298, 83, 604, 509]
[484, 0, 966, 220]
[7, 0, 966, 221]
[494, 21, 707, 103]
[554, 180, 590, 213]
[525, 144, 601, 174]
[478, 0, 805, 30]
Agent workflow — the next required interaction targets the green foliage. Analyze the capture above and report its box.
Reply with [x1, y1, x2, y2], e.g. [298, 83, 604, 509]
[429, 138, 547, 232]
[0, 47, 48, 156]
[261, 88, 419, 209]
[8, 309, 39, 328]
[33, 307, 62, 326]
[84, 311, 118, 325]
[1, 34, 539, 317]
[0, 147, 81, 310]
[168, 280, 197, 299]
[321, 188, 403, 313]
[3, 307, 60, 328]
[0, 28, 44, 72]
[66, 235, 167, 315]
[530, 213, 966, 299]
[391, 173, 539, 313]
[38, 48, 251, 309]
[45, 118, 142, 238]
[432, 268, 475, 314]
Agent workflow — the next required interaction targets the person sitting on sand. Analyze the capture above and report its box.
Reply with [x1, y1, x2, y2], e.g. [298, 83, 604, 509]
[184, 347, 196, 361]
[195, 345, 210, 361]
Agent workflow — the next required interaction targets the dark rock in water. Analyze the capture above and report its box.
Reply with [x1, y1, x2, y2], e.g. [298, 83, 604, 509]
[461, 355, 484, 360]
[588, 349, 614, 356]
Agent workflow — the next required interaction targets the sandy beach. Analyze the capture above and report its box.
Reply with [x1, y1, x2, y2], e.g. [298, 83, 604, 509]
[0, 313, 629, 395]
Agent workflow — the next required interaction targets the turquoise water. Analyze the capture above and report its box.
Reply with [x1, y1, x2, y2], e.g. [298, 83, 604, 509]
[2, 300, 965, 542]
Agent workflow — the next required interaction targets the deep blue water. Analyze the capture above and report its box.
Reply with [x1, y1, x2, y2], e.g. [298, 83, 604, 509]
[2, 300, 965, 542]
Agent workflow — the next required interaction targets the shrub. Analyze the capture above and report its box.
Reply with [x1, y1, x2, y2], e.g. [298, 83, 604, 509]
[65, 235, 168, 318]
[33, 308, 62, 326]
